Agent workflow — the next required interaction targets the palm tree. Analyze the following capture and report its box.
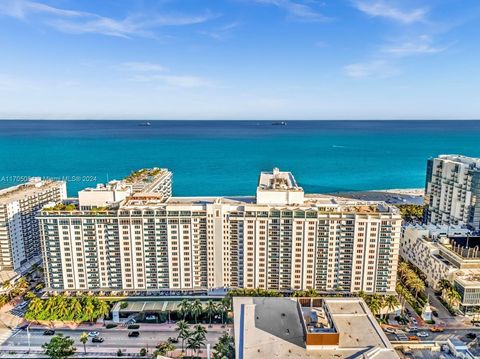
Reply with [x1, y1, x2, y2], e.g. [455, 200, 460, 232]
[409, 278, 425, 299]
[178, 299, 191, 321]
[213, 332, 233, 359]
[55, 295, 69, 319]
[80, 332, 88, 354]
[384, 295, 399, 319]
[95, 300, 110, 322]
[187, 332, 205, 358]
[28, 297, 43, 314]
[446, 288, 461, 308]
[175, 320, 190, 353]
[367, 295, 383, 317]
[398, 262, 410, 282]
[220, 297, 231, 325]
[190, 299, 203, 324]
[69, 297, 83, 321]
[2, 280, 11, 291]
[193, 324, 207, 341]
[438, 279, 452, 293]
[16, 277, 29, 292]
[206, 300, 217, 325]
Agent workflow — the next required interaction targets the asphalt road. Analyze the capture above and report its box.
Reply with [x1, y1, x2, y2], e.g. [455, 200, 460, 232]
[3, 328, 225, 351]
[386, 328, 479, 343]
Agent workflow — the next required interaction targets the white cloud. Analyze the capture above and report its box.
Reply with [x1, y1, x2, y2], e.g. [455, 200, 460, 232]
[382, 36, 446, 56]
[0, 0, 218, 38]
[120, 62, 166, 72]
[155, 75, 211, 88]
[255, 0, 329, 22]
[120, 62, 211, 89]
[344, 60, 399, 78]
[200, 21, 241, 40]
[352, 1, 428, 24]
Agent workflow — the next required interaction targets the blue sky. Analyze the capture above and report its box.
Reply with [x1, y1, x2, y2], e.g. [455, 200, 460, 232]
[0, 0, 479, 119]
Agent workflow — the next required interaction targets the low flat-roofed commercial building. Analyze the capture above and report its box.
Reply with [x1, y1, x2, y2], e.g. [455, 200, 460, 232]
[233, 296, 399, 359]
[0, 178, 66, 275]
[38, 168, 402, 294]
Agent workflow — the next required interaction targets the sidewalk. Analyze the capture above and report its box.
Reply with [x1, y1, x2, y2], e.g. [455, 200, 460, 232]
[0, 345, 207, 358]
[28, 321, 230, 332]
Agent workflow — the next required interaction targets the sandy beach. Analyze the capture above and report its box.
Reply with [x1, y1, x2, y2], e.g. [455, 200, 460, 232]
[329, 188, 424, 205]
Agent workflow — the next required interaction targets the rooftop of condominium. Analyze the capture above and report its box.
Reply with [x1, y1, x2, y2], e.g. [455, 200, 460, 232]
[233, 296, 398, 359]
[0, 178, 64, 203]
[258, 167, 303, 191]
[437, 154, 480, 167]
[40, 194, 400, 216]
[454, 269, 480, 287]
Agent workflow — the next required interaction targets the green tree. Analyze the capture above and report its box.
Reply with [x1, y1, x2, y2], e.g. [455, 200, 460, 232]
[384, 295, 399, 319]
[398, 262, 411, 282]
[220, 297, 231, 325]
[178, 299, 191, 321]
[367, 295, 383, 317]
[213, 332, 234, 359]
[205, 300, 217, 325]
[175, 320, 190, 353]
[57, 295, 69, 319]
[438, 279, 452, 292]
[409, 277, 425, 299]
[79, 332, 88, 355]
[24, 291, 36, 301]
[95, 300, 110, 321]
[187, 332, 205, 358]
[446, 288, 461, 307]
[155, 342, 175, 357]
[190, 299, 203, 324]
[42, 333, 76, 359]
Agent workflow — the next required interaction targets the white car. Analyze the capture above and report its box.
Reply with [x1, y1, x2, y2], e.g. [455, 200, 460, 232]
[418, 332, 429, 337]
[384, 328, 396, 334]
[88, 331, 100, 337]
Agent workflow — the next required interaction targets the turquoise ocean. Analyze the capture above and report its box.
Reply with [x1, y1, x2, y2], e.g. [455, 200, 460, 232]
[1, 120, 479, 197]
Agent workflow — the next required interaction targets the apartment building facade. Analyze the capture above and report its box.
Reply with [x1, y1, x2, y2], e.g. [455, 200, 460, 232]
[38, 168, 402, 294]
[0, 178, 66, 272]
[401, 224, 480, 313]
[424, 155, 480, 230]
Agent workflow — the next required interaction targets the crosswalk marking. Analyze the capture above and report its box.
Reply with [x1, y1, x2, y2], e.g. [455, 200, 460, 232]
[0, 328, 16, 345]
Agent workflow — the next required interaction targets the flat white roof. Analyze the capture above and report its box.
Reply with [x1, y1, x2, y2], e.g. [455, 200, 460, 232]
[233, 297, 398, 359]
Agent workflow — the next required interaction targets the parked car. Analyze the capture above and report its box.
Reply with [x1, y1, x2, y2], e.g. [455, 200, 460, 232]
[408, 327, 418, 332]
[383, 328, 395, 334]
[15, 323, 29, 330]
[92, 337, 104, 343]
[128, 331, 140, 338]
[88, 331, 100, 337]
[408, 335, 420, 341]
[43, 329, 55, 335]
[430, 326, 445, 332]
[432, 310, 439, 317]
[418, 332, 429, 337]
[167, 336, 179, 344]
[411, 318, 417, 325]
[466, 333, 477, 339]
[17, 301, 29, 309]
[145, 315, 156, 321]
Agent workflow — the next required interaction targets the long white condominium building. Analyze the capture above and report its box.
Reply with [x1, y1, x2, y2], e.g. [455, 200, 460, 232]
[424, 155, 480, 230]
[0, 178, 66, 272]
[38, 168, 401, 294]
